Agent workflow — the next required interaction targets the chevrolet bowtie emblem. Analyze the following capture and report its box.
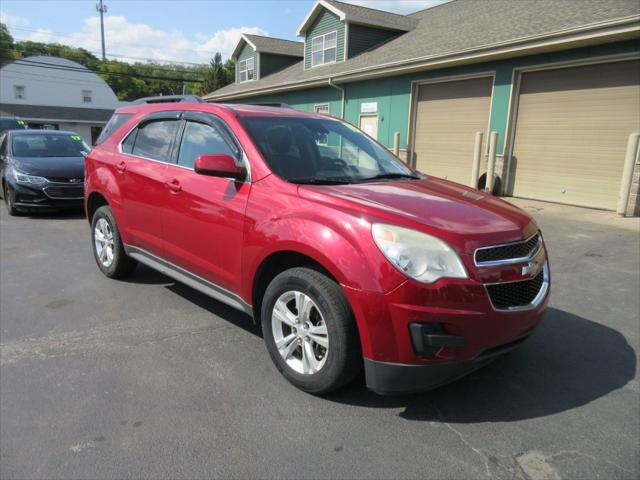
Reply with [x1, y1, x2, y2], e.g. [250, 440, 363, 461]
[522, 260, 538, 277]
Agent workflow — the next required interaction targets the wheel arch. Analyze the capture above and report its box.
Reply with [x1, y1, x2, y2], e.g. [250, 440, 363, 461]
[86, 191, 109, 224]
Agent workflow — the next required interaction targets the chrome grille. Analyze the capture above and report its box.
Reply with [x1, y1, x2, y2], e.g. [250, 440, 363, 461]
[475, 233, 541, 265]
[486, 265, 547, 311]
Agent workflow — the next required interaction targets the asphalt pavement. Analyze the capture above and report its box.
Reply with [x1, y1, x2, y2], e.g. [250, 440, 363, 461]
[0, 199, 638, 479]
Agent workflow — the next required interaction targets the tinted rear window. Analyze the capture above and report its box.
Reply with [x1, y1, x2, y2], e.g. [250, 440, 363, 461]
[94, 113, 132, 145]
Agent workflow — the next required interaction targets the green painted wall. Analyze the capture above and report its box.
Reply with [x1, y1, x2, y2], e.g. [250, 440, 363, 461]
[236, 43, 257, 83]
[304, 9, 345, 69]
[259, 53, 300, 78]
[233, 40, 639, 154]
[347, 24, 400, 58]
[234, 86, 342, 116]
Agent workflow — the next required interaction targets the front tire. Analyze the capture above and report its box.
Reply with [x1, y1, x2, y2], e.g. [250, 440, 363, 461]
[261, 267, 361, 394]
[4, 183, 21, 216]
[91, 205, 136, 278]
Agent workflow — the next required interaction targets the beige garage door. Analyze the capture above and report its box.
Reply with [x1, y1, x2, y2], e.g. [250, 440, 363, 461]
[511, 60, 640, 210]
[413, 76, 493, 185]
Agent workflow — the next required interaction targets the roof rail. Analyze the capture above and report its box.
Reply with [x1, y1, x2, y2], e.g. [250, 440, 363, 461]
[248, 102, 293, 108]
[132, 95, 204, 105]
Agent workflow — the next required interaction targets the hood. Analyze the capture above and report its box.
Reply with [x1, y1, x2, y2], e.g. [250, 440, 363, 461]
[12, 156, 85, 179]
[298, 177, 536, 254]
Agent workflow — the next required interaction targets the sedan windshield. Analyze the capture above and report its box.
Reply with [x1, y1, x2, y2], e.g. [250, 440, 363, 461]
[12, 133, 90, 158]
[239, 116, 418, 184]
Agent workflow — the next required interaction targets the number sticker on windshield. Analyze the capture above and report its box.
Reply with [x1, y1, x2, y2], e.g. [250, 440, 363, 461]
[70, 135, 82, 141]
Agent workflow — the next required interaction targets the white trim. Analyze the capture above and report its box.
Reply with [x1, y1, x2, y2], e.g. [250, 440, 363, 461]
[207, 17, 639, 100]
[297, 0, 345, 36]
[503, 52, 640, 196]
[344, 21, 350, 60]
[231, 34, 258, 60]
[407, 72, 496, 169]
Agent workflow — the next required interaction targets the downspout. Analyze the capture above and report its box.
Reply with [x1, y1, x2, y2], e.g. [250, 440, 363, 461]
[328, 77, 345, 119]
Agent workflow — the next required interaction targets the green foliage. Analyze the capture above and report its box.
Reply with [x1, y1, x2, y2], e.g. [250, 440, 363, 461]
[0, 22, 234, 100]
[0, 22, 18, 66]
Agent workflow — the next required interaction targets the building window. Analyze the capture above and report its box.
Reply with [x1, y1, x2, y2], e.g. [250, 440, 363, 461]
[14, 85, 26, 100]
[82, 90, 93, 103]
[314, 104, 330, 115]
[239, 57, 255, 83]
[311, 31, 337, 67]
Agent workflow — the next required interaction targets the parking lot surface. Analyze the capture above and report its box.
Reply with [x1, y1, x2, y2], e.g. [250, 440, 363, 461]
[1, 199, 638, 479]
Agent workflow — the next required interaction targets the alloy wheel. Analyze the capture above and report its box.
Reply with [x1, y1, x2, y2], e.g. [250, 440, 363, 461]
[94, 217, 115, 267]
[271, 291, 329, 375]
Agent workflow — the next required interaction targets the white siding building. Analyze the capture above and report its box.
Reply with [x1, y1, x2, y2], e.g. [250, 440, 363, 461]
[0, 56, 120, 145]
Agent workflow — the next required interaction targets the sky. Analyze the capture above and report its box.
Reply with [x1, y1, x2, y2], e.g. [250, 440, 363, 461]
[0, 0, 447, 65]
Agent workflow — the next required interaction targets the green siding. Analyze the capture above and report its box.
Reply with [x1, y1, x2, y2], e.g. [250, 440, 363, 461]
[236, 43, 257, 83]
[304, 9, 345, 69]
[260, 53, 300, 78]
[231, 40, 639, 155]
[347, 24, 399, 58]
[231, 86, 342, 116]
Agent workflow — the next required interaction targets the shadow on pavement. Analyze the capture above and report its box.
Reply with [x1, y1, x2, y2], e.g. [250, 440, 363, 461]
[326, 307, 636, 423]
[22, 208, 86, 220]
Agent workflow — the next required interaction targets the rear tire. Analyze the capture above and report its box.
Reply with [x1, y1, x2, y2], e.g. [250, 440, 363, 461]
[261, 267, 362, 394]
[91, 205, 137, 278]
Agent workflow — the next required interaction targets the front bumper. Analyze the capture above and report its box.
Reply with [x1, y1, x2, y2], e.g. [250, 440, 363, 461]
[364, 330, 535, 395]
[343, 251, 550, 394]
[7, 181, 84, 210]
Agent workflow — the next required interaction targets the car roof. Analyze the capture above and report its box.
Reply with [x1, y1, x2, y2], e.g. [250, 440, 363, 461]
[115, 101, 329, 120]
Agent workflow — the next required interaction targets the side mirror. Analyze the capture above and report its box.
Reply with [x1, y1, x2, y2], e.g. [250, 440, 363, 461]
[194, 154, 246, 181]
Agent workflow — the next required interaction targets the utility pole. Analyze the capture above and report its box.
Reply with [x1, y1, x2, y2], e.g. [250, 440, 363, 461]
[96, 0, 107, 60]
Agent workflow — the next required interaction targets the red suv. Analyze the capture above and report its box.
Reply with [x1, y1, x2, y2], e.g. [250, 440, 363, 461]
[85, 96, 549, 395]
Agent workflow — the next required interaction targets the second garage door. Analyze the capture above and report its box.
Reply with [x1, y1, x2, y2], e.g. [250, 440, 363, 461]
[511, 60, 640, 210]
[413, 76, 493, 185]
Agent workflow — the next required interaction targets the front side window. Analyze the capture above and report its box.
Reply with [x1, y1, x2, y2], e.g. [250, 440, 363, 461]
[239, 116, 417, 184]
[311, 31, 337, 67]
[177, 121, 235, 169]
[131, 120, 178, 162]
[239, 57, 255, 82]
[12, 134, 90, 158]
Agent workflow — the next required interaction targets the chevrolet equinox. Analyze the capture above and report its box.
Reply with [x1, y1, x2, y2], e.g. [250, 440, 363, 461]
[85, 97, 550, 395]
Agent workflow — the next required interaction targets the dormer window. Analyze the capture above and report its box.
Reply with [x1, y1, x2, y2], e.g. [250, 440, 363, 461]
[239, 57, 255, 82]
[311, 31, 337, 67]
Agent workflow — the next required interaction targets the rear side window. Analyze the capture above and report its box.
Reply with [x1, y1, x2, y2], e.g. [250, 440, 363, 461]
[131, 120, 178, 162]
[95, 113, 132, 146]
[177, 121, 236, 169]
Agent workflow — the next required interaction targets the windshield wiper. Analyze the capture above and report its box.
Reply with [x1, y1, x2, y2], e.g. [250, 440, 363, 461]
[288, 177, 353, 185]
[358, 172, 420, 183]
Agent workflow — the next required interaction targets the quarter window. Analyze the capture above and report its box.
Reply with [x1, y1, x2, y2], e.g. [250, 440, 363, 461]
[178, 121, 235, 169]
[239, 57, 255, 82]
[311, 31, 337, 67]
[131, 120, 178, 162]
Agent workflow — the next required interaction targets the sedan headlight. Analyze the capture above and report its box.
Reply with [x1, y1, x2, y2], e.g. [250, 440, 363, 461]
[9, 167, 48, 186]
[372, 223, 468, 284]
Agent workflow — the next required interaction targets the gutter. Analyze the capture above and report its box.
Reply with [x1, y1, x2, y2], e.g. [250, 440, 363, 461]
[328, 77, 345, 118]
[204, 16, 639, 102]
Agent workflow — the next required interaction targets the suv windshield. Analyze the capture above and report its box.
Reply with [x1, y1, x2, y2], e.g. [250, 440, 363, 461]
[239, 116, 418, 184]
[12, 133, 90, 158]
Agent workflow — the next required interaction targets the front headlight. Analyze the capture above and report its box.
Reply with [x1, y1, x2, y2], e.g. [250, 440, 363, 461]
[9, 167, 47, 186]
[372, 223, 468, 284]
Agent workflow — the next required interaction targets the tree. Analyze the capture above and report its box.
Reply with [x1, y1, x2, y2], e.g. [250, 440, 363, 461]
[200, 52, 233, 95]
[0, 22, 17, 66]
